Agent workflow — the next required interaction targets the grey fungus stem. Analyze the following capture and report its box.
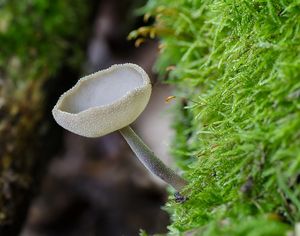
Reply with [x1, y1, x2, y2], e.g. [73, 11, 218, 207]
[119, 126, 187, 192]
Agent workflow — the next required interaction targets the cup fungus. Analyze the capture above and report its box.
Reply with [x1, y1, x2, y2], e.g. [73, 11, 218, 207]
[52, 63, 187, 193]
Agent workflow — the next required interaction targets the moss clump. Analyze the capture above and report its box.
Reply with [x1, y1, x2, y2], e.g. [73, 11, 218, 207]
[133, 0, 300, 235]
[0, 0, 89, 82]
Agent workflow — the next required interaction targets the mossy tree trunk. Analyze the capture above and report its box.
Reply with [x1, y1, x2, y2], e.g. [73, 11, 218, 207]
[132, 0, 300, 235]
[0, 0, 97, 234]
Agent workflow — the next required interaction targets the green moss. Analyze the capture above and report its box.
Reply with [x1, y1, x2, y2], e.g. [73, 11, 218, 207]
[133, 0, 300, 235]
[0, 0, 90, 82]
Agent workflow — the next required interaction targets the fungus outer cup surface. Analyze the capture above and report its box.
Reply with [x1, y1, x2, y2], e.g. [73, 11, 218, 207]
[52, 63, 151, 137]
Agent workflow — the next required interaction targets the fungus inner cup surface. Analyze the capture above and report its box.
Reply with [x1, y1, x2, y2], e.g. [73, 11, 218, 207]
[52, 64, 151, 137]
[59, 66, 147, 114]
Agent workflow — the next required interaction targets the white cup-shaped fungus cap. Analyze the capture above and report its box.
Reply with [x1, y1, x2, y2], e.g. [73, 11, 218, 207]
[52, 63, 152, 137]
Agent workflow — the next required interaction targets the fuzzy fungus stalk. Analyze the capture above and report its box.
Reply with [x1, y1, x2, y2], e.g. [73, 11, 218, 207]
[120, 126, 187, 192]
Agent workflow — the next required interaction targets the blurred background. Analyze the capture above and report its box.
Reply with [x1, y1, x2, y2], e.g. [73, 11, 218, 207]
[0, 0, 176, 235]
